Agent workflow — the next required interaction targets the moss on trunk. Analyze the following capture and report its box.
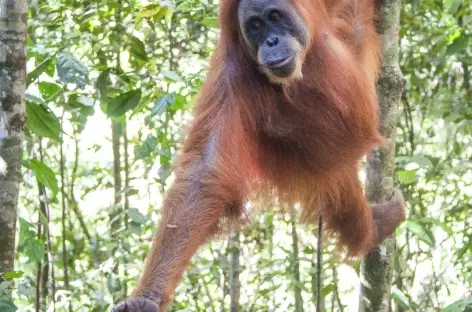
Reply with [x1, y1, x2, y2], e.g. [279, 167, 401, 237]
[358, 0, 404, 310]
[0, 0, 27, 287]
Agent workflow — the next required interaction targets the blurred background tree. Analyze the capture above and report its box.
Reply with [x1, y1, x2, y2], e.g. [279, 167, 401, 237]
[0, 0, 471, 311]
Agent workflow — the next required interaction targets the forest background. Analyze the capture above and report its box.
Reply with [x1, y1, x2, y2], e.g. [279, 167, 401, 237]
[0, 0, 471, 311]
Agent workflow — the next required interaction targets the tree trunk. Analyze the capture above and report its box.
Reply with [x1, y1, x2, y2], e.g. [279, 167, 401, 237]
[290, 219, 304, 312]
[311, 249, 325, 312]
[110, 118, 122, 300]
[358, 0, 404, 311]
[0, 0, 27, 290]
[229, 229, 241, 312]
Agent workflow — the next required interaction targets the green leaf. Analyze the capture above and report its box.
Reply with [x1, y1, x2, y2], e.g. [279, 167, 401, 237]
[443, 0, 462, 14]
[161, 70, 182, 82]
[38, 209, 48, 228]
[26, 55, 55, 86]
[392, 287, 411, 309]
[26, 102, 61, 141]
[18, 218, 45, 263]
[164, 5, 174, 24]
[172, 94, 187, 111]
[396, 155, 434, 170]
[38, 82, 61, 100]
[152, 93, 176, 116]
[418, 217, 454, 235]
[96, 69, 111, 99]
[135, 135, 157, 159]
[302, 246, 314, 254]
[35, 54, 56, 77]
[130, 36, 149, 61]
[106, 89, 142, 117]
[402, 220, 435, 247]
[19, 218, 34, 245]
[201, 17, 219, 28]
[443, 296, 472, 312]
[30, 160, 59, 195]
[464, 15, 472, 25]
[26, 93, 44, 104]
[128, 221, 143, 235]
[128, 208, 146, 225]
[3, 271, 24, 279]
[0, 298, 17, 312]
[322, 284, 334, 298]
[139, 4, 161, 17]
[18, 283, 34, 298]
[446, 35, 470, 56]
[26, 239, 45, 263]
[123, 187, 139, 197]
[56, 52, 89, 88]
[396, 170, 416, 184]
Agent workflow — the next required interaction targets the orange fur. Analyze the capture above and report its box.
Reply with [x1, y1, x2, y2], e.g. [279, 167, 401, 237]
[113, 0, 405, 311]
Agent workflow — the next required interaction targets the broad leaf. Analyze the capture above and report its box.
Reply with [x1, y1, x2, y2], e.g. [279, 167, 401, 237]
[161, 70, 182, 82]
[96, 69, 111, 99]
[402, 220, 435, 247]
[30, 160, 59, 195]
[173, 94, 186, 111]
[396, 170, 416, 184]
[18, 218, 45, 263]
[19, 218, 34, 246]
[418, 217, 454, 235]
[128, 208, 147, 225]
[446, 35, 470, 56]
[26, 102, 61, 141]
[130, 36, 149, 61]
[396, 155, 434, 170]
[392, 287, 411, 309]
[26, 239, 45, 263]
[201, 17, 219, 28]
[152, 93, 176, 116]
[135, 135, 157, 159]
[38, 82, 61, 100]
[139, 4, 161, 18]
[443, 0, 462, 15]
[322, 284, 334, 298]
[56, 52, 89, 88]
[443, 296, 472, 312]
[3, 271, 24, 279]
[26, 55, 55, 86]
[106, 89, 142, 117]
[0, 298, 17, 312]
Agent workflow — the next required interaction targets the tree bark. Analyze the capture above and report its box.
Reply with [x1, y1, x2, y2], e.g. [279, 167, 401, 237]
[0, 0, 27, 289]
[290, 219, 304, 312]
[358, 0, 404, 311]
[229, 229, 241, 312]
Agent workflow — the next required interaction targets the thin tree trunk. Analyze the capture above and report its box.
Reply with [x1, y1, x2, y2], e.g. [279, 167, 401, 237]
[358, 0, 404, 310]
[45, 199, 56, 310]
[0, 0, 27, 294]
[290, 219, 304, 312]
[123, 120, 130, 296]
[332, 263, 344, 312]
[110, 1, 123, 278]
[229, 229, 241, 312]
[220, 240, 229, 312]
[463, 64, 470, 98]
[311, 247, 325, 312]
[69, 131, 92, 243]
[60, 121, 72, 312]
[111, 120, 122, 229]
[311, 251, 317, 308]
[36, 186, 42, 312]
[36, 140, 49, 310]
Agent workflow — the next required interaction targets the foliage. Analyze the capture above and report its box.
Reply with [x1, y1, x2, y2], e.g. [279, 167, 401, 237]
[6, 0, 472, 311]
